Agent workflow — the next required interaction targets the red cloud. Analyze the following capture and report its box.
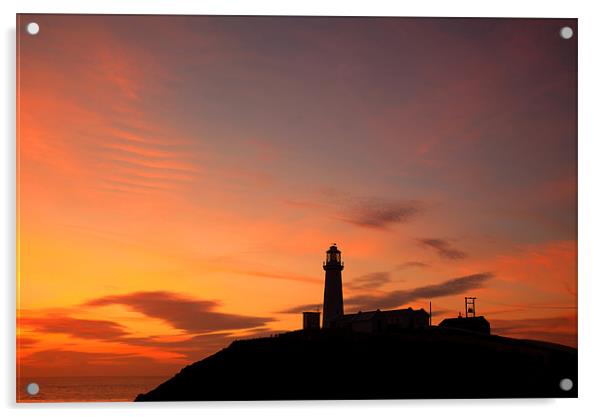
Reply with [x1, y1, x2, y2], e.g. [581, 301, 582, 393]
[19, 316, 129, 340]
[85, 291, 271, 333]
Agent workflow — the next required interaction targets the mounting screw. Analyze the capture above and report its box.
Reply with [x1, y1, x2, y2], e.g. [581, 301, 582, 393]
[559, 378, 573, 391]
[26, 22, 40, 35]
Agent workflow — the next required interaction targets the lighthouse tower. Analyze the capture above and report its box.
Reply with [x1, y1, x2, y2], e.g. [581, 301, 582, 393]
[322, 243, 344, 328]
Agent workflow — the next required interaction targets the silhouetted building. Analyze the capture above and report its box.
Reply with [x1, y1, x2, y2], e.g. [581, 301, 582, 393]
[335, 308, 429, 333]
[302, 311, 320, 330]
[439, 316, 491, 335]
[322, 244, 344, 328]
[310, 244, 429, 333]
[439, 297, 490, 334]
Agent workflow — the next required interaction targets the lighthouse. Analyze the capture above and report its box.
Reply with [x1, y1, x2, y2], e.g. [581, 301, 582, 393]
[322, 243, 344, 328]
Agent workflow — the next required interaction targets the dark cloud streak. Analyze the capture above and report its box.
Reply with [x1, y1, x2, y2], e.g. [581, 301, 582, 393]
[418, 238, 467, 260]
[277, 303, 321, 314]
[397, 261, 430, 270]
[341, 199, 423, 229]
[85, 291, 271, 333]
[346, 272, 494, 311]
[281, 272, 494, 314]
[19, 316, 129, 340]
[347, 271, 392, 290]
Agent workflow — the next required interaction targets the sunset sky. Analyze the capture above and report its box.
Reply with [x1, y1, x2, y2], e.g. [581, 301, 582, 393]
[17, 15, 577, 378]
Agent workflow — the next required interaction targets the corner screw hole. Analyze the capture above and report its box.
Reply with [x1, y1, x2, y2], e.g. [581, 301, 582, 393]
[559, 378, 573, 391]
[560, 26, 573, 40]
[26, 382, 40, 396]
[26, 22, 40, 36]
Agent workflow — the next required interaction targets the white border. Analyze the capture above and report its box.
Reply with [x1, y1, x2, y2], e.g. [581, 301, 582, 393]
[3, 1, 601, 416]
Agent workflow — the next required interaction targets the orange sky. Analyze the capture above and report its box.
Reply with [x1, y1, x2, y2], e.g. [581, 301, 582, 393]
[17, 15, 577, 378]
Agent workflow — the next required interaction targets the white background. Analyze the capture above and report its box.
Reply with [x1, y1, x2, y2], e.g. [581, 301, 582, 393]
[2, 0, 601, 416]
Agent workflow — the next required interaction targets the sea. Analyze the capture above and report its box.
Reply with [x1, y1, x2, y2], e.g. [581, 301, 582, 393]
[17, 376, 168, 403]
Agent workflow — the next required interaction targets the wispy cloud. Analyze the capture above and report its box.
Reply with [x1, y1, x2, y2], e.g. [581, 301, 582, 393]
[418, 238, 467, 260]
[17, 337, 39, 348]
[339, 198, 423, 230]
[397, 261, 430, 270]
[19, 349, 179, 378]
[347, 271, 392, 290]
[430, 309, 454, 318]
[287, 189, 425, 230]
[18, 310, 242, 365]
[491, 316, 575, 332]
[118, 332, 236, 361]
[19, 316, 129, 340]
[347, 261, 429, 291]
[277, 303, 322, 314]
[489, 315, 577, 347]
[234, 269, 321, 285]
[280, 272, 493, 314]
[346, 272, 493, 311]
[85, 291, 271, 333]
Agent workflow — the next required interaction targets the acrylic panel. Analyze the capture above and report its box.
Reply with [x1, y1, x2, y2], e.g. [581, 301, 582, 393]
[16, 14, 577, 402]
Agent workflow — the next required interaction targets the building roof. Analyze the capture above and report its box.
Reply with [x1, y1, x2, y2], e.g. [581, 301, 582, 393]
[336, 308, 428, 324]
[439, 316, 490, 334]
[439, 316, 489, 326]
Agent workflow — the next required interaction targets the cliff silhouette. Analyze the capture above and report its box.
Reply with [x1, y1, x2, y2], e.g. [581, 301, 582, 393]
[135, 327, 577, 401]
